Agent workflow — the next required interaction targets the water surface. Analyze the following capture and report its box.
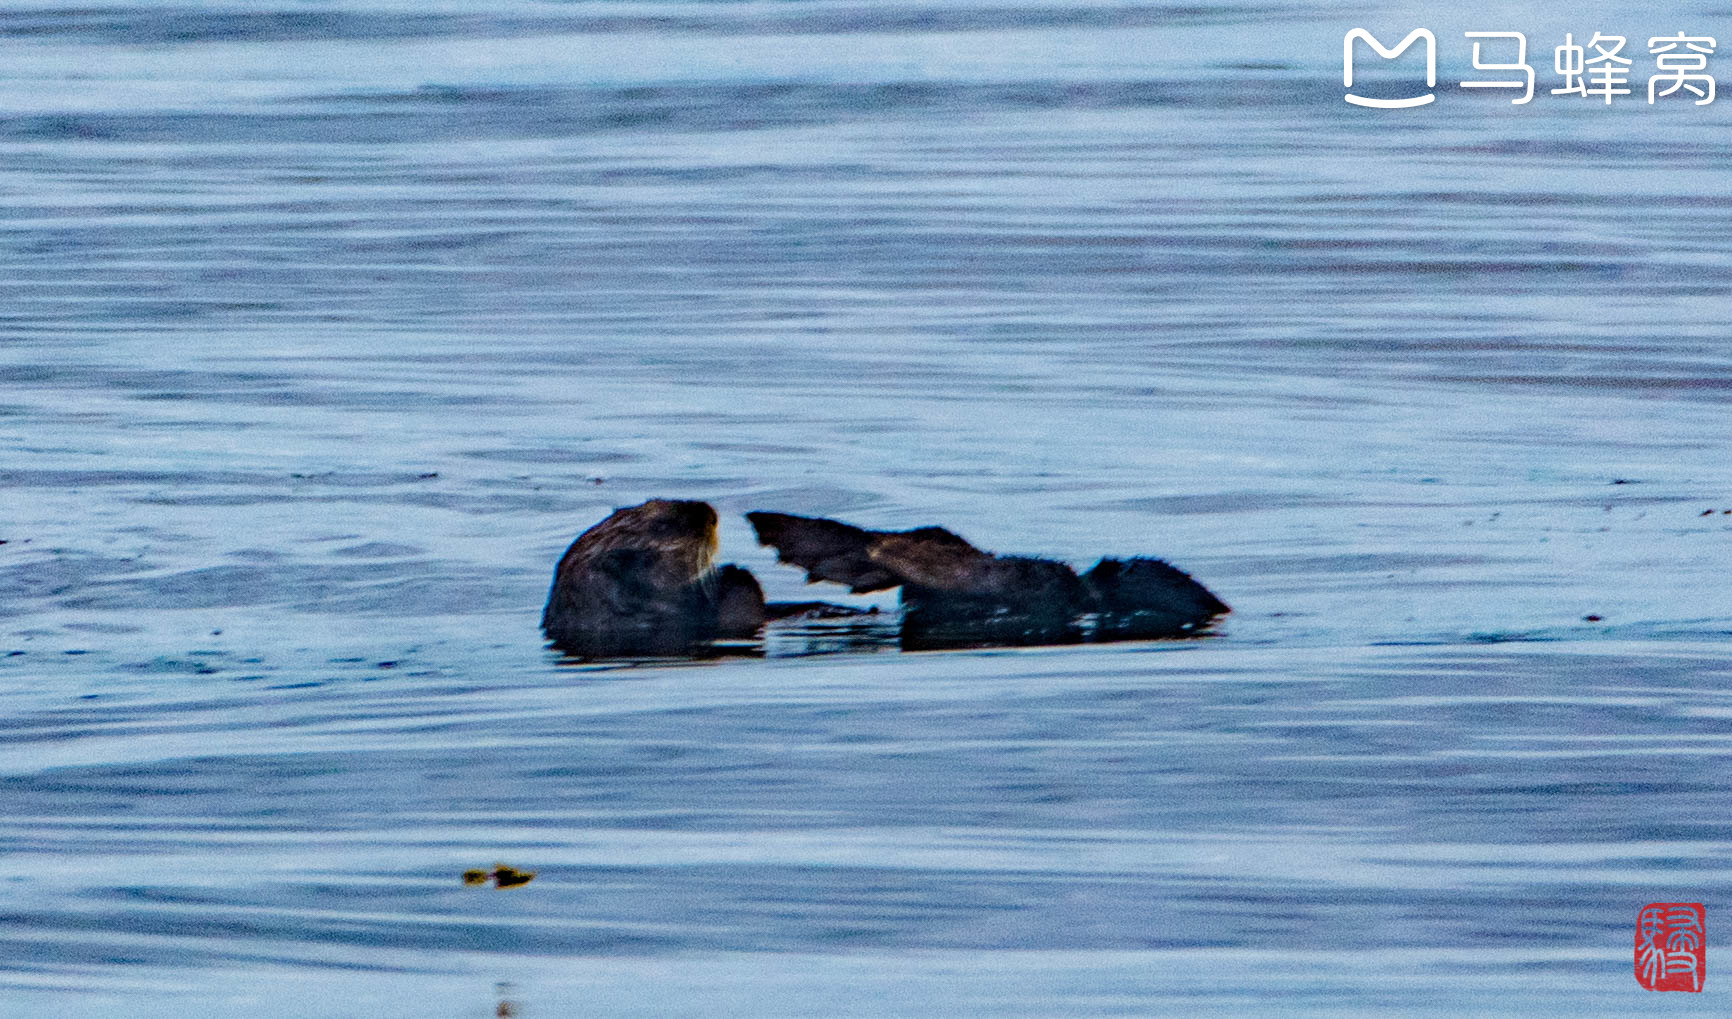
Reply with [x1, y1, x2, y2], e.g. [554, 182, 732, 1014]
[3, 1, 1732, 1014]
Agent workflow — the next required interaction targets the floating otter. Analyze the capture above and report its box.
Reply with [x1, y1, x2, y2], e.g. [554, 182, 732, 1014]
[746, 511, 1228, 649]
[541, 499, 767, 657]
[543, 500, 1228, 658]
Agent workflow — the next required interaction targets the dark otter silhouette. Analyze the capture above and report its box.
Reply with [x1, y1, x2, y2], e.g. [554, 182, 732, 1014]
[746, 511, 1228, 648]
[542, 500, 1227, 658]
[542, 499, 767, 657]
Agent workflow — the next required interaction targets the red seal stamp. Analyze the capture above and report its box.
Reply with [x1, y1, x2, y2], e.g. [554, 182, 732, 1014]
[1635, 903, 1705, 991]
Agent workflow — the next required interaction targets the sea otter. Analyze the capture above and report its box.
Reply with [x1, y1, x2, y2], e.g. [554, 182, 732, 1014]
[543, 500, 1228, 658]
[541, 499, 766, 656]
[745, 511, 1228, 648]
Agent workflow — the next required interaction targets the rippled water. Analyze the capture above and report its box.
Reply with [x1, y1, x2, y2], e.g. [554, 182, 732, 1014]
[4, 1, 1732, 1014]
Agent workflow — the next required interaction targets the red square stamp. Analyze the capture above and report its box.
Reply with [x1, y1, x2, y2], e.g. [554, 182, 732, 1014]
[1636, 903, 1705, 991]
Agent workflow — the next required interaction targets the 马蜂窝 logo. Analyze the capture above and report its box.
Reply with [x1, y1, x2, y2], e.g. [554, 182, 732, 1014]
[1635, 902, 1705, 992]
[1344, 30, 1716, 108]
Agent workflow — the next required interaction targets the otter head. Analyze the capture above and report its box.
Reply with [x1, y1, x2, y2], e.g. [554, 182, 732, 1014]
[564, 498, 720, 590]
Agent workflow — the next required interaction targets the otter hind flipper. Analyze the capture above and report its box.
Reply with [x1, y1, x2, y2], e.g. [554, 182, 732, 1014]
[861, 529, 1000, 593]
[745, 511, 903, 593]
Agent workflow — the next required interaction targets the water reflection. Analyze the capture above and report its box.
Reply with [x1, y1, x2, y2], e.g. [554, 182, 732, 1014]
[546, 607, 1235, 661]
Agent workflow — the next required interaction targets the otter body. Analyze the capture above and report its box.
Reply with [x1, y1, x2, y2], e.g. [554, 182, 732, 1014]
[543, 500, 1228, 658]
[746, 511, 1227, 648]
[542, 499, 765, 657]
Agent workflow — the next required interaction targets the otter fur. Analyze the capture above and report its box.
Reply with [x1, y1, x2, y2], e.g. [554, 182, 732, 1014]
[745, 510, 1227, 646]
[542, 499, 765, 656]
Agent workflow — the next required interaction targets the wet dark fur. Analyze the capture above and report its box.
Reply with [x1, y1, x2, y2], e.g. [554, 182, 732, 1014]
[746, 510, 1228, 645]
[542, 499, 765, 657]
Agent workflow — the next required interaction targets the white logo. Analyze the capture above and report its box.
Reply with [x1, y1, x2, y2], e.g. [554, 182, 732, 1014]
[1344, 28, 1437, 108]
[1345, 27, 1718, 109]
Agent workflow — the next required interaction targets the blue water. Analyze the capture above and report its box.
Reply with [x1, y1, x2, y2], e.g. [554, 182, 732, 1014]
[3, 1, 1732, 1014]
